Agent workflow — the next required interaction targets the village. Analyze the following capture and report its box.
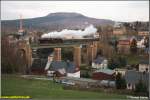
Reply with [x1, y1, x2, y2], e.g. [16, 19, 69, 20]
[1, 1, 149, 99]
[2, 17, 149, 98]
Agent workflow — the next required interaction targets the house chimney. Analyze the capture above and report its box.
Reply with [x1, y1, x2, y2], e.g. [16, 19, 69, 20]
[74, 46, 81, 71]
[54, 48, 61, 61]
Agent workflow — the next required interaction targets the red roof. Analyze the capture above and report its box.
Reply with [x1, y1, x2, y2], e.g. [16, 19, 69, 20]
[118, 40, 130, 45]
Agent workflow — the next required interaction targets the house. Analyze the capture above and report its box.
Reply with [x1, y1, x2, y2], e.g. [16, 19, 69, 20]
[125, 70, 149, 90]
[48, 60, 80, 78]
[31, 57, 80, 78]
[117, 39, 130, 54]
[113, 28, 125, 35]
[114, 68, 127, 76]
[92, 69, 115, 80]
[136, 36, 149, 54]
[139, 61, 149, 72]
[137, 37, 145, 48]
[138, 31, 149, 36]
[92, 56, 108, 69]
[117, 37, 136, 54]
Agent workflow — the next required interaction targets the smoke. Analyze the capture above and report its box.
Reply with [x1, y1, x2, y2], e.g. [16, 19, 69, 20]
[41, 25, 97, 39]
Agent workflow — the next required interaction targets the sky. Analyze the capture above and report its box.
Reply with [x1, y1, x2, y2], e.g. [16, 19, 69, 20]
[1, 1, 149, 22]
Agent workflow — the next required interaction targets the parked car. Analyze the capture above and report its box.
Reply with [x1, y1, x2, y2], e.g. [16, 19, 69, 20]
[55, 79, 61, 83]
[47, 70, 54, 77]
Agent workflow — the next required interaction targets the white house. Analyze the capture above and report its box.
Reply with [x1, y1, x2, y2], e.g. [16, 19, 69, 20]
[92, 56, 108, 69]
[137, 37, 145, 48]
[67, 71, 80, 78]
[139, 61, 149, 72]
[114, 68, 127, 76]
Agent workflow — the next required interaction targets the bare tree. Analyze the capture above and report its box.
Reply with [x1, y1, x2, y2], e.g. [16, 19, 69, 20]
[1, 36, 26, 74]
[97, 25, 114, 58]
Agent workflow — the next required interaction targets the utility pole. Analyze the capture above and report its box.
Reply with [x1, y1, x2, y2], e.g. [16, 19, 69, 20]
[18, 14, 24, 36]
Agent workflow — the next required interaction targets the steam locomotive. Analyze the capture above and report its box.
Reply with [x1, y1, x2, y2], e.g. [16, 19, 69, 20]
[38, 38, 99, 45]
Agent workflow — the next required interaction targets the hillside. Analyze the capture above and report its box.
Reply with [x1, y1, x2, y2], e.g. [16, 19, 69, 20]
[1, 12, 114, 34]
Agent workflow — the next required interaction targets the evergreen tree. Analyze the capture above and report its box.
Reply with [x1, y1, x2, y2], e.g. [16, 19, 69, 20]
[130, 38, 137, 53]
[116, 73, 126, 89]
[144, 36, 149, 48]
[118, 56, 127, 67]
[135, 80, 147, 93]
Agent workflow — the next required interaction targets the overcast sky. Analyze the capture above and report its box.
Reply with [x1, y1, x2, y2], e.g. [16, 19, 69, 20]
[1, 1, 149, 22]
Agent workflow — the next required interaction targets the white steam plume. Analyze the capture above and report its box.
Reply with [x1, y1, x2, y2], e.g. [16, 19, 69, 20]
[41, 25, 97, 39]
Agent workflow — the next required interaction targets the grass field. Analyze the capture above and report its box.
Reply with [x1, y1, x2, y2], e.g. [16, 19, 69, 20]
[1, 74, 127, 99]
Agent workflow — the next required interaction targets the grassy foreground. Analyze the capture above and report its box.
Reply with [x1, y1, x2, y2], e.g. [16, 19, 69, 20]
[1, 74, 127, 99]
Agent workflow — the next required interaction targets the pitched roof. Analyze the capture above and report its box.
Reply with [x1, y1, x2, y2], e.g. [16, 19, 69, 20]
[94, 69, 115, 75]
[49, 61, 76, 73]
[93, 56, 106, 64]
[66, 61, 76, 73]
[50, 61, 67, 70]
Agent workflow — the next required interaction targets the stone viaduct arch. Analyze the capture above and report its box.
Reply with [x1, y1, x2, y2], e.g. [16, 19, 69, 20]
[17, 40, 32, 73]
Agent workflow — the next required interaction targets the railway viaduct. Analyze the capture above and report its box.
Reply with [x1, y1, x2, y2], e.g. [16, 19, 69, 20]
[17, 40, 99, 73]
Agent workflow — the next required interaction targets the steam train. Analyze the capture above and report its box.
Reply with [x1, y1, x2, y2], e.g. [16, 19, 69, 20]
[38, 38, 99, 45]
[39, 38, 63, 44]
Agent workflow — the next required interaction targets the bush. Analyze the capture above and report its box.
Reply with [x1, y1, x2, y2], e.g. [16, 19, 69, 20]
[108, 55, 127, 70]
[135, 80, 148, 96]
[81, 71, 90, 78]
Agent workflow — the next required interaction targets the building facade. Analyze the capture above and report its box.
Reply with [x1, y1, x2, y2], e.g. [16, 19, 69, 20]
[92, 69, 115, 80]
[117, 40, 131, 54]
[114, 68, 127, 76]
[139, 61, 149, 72]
